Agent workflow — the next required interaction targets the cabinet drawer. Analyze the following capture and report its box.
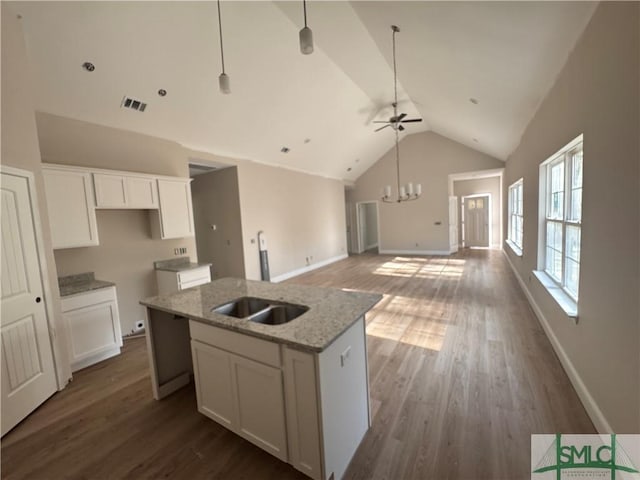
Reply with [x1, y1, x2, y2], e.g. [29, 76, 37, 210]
[61, 286, 117, 312]
[178, 267, 210, 286]
[189, 320, 281, 368]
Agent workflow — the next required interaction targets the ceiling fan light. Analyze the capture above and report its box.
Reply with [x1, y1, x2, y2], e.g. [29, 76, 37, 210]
[219, 72, 231, 94]
[299, 26, 314, 55]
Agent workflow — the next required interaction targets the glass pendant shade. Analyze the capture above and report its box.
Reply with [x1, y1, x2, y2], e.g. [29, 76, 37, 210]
[219, 72, 231, 94]
[299, 26, 314, 55]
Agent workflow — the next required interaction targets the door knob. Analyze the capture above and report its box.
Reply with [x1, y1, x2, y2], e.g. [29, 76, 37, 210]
[35, 297, 41, 303]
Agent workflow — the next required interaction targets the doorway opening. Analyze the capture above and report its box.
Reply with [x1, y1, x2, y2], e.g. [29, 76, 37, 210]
[355, 201, 380, 254]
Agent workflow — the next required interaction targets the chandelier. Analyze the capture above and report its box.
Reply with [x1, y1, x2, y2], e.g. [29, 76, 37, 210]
[380, 25, 422, 203]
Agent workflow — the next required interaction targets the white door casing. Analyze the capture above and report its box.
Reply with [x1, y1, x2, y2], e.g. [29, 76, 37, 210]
[463, 195, 490, 247]
[449, 196, 459, 253]
[1, 171, 57, 436]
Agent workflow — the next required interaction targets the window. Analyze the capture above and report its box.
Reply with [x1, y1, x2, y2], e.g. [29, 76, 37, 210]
[507, 179, 523, 254]
[538, 135, 583, 306]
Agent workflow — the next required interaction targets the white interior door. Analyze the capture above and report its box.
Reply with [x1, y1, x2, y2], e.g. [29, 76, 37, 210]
[449, 196, 459, 253]
[1, 171, 57, 436]
[463, 195, 489, 247]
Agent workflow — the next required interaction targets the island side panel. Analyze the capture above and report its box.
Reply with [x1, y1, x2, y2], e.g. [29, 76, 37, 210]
[144, 308, 192, 399]
[318, 316, 369, 480]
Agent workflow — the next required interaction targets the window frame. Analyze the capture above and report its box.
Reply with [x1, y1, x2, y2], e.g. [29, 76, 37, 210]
[536, 134, 583, 316]
[507, 178, 524, 255]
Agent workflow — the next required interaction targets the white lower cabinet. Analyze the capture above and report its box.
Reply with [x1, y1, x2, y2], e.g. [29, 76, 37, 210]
[189, 317, 369, 480]
[61, 287, 123, 372]
[191, 338, 288, 461]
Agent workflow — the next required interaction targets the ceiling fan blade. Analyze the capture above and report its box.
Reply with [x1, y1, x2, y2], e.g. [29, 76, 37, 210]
[373, 121, 390, 124]
[396, 113, 407, 122]
[400, 118, 423, 123]
[374, 124, 391, 132]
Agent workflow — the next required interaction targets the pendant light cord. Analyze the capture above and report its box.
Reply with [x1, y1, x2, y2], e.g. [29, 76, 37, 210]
[392, 26, 401, 199]
[217, 0, 226, 74]
[303, 0, 308, 28]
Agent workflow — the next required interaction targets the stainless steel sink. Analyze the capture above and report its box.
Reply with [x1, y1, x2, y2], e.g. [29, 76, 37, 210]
[248, 304, 309, 325]
[212, 297, 271, 318]
[211, 296, 309, 325]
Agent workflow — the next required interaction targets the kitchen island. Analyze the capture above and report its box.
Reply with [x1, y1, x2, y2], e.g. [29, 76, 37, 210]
[140, 277, 381, 480]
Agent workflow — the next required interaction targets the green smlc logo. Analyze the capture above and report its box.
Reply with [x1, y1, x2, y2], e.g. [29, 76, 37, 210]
[533, 434, 639, 479]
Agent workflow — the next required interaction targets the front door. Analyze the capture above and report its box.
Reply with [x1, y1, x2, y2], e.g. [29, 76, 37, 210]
[463, 195, 489, 247]
[1, 170, 57, 436]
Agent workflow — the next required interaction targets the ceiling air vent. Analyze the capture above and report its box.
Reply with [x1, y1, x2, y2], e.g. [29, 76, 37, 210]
[121, 96, 147, 112]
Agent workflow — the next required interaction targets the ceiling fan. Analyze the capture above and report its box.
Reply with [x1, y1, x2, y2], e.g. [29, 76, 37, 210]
[374, 26, 422, 133]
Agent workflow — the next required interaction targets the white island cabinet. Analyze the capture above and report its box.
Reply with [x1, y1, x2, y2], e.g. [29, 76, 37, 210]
[141, 278, 380, 480]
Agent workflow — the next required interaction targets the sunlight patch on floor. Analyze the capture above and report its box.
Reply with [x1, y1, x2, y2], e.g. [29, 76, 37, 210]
[373, 256, 466, 279]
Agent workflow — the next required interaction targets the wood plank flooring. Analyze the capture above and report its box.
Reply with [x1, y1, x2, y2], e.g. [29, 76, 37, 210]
[1, 249, 595, 479]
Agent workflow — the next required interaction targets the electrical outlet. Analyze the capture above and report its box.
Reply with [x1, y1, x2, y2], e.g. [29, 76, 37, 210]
[174, 247, 187, 255]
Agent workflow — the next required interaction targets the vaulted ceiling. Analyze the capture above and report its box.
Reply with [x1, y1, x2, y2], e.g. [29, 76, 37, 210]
[11, 1, 596, 181]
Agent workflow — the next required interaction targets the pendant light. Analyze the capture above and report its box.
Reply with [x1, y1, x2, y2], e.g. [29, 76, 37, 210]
[381, 25, 421, 204]
[217, 0, 230, 94]
[299, 0, 314, 55]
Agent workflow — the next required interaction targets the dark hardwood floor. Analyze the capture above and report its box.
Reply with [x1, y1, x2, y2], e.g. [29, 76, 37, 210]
[1, 249, 594, 479]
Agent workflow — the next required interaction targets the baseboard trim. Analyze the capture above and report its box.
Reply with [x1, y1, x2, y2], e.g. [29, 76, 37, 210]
[379, 249, 451, 256]
[502, 250, 612, 434]
[271, 254, 348, 283]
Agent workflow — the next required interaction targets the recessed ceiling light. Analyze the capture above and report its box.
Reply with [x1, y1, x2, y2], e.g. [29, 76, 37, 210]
[473, 138, 479, 142]
[469, 98, 479, 105]
[304, 138, 311, 144]
[347, 167, 352, 172]
[158, 89, 167, 97]
[82, 62, 95, 72]
[281, 147, 290, 153]
[355, 158, 360, 163]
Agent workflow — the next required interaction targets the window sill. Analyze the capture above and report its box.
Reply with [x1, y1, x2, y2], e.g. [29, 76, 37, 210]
[532, 270, 578, 320]
[505, 240, 523, 257]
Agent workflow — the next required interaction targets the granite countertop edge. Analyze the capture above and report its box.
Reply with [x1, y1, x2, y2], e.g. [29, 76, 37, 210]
[58, 273, 116, 298]
[140, 278, 382, 353]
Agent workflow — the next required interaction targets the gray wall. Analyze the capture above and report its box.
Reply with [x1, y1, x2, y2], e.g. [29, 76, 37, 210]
[236, 161, 348, 280]
[453, 176, 501, 247]
[350, 131, 503, 253]
[191, 167, 246, 279]
[503, 2, 639, 432]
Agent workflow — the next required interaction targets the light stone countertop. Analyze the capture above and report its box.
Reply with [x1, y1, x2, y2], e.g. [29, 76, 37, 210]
[58, 272, 115, 297]
[154, 257, 212, 273]
[140, 277, 382, 352]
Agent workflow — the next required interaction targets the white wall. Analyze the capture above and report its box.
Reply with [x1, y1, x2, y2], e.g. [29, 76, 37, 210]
[350, 131, 503, 253]
[503, 2, 639, 432]
[1, 5, 72, 386]
[235, 161, 348, 280]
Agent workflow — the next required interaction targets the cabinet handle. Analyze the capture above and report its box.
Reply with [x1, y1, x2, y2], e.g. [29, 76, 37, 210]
[35, 297, 42, 303]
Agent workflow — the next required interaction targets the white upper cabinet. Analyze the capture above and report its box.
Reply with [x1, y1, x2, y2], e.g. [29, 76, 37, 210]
[94, 173, 158, 209]
[42, 166, 99, 249]
[156, 179, 194, 239]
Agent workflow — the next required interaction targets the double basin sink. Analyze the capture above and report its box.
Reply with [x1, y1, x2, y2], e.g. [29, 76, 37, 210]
[212, 296, 309, 326]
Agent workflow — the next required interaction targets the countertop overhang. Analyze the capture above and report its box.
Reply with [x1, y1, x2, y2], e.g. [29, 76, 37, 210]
[140, 278, 381, 352]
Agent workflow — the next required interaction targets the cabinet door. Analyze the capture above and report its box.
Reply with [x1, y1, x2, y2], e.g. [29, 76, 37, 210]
[157, 179, 194, 239]
[94, 173, 127, 208]
[231, 354, 288, 461]
[42, 168, 99, 248]
[126, 176, 158, 209]
[191, 340, 236, 428]
[283, 348, 322, 479]
[62, 292, 122, 372]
